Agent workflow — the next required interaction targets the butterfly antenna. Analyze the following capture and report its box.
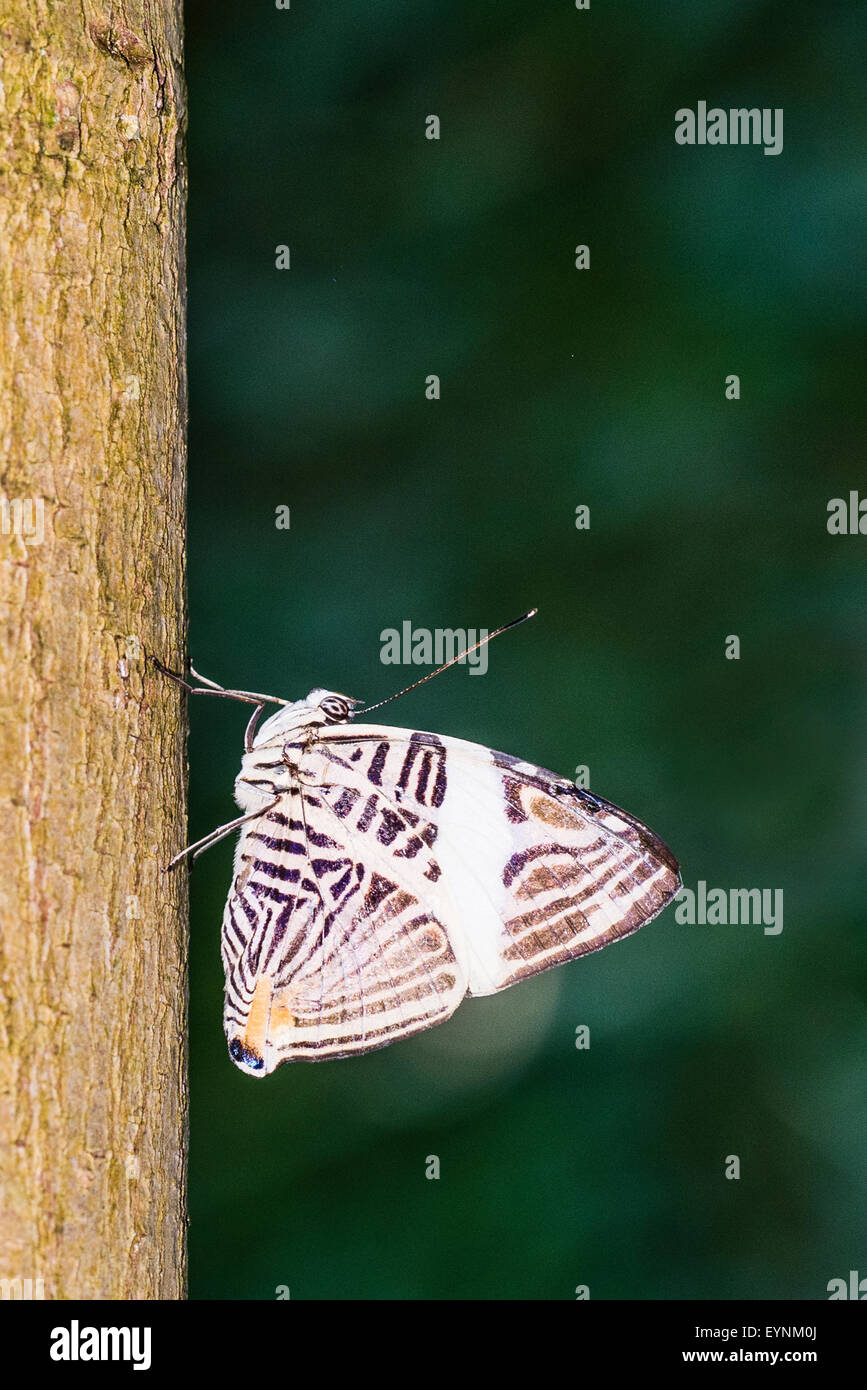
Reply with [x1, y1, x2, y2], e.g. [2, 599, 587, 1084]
[357, 607, 538, 717]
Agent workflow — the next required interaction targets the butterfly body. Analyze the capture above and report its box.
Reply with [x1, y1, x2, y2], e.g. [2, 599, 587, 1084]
[216, 688, 681, 1076]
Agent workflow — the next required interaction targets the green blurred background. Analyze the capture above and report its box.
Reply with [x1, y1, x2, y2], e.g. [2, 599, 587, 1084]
[183, 0, 866, 1298]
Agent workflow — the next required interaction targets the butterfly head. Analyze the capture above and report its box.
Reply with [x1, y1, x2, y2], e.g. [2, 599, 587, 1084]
[251, 688, 362, 747]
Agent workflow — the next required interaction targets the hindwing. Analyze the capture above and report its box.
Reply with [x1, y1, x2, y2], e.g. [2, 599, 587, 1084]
[221, 788, 464, 1071]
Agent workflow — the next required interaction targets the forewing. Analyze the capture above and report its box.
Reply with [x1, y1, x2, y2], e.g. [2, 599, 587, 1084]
[312, 724, 681, 996]
[221, 793, 466, 1073]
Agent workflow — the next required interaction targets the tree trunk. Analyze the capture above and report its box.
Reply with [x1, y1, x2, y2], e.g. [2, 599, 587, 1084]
[0, 2, 187, 1300]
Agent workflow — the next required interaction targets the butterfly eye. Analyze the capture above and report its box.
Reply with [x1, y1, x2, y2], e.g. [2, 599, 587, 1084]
[319, 695, 350, 723]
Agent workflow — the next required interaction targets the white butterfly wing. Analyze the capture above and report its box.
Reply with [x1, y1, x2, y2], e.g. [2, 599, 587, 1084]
[220, 721, 680, 1074]
[221, 792, 466, 1073]
[311, 725, 681, 995]
[436, 744, 680, 994]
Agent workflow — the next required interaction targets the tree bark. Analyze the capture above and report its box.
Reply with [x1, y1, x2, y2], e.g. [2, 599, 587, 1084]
[0, 2, 187, 1299]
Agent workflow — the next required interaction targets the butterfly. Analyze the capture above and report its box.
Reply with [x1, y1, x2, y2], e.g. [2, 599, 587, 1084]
[159, 614, 680, 1076]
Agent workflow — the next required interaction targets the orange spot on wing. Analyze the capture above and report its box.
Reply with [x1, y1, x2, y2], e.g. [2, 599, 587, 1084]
[242, 976, 273, 1057]
[529, 794, 574, 829]
[268, 999, 297, 1037]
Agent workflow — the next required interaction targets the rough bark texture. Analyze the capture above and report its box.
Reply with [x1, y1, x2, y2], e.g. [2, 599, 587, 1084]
[0, 1, 187, 1299]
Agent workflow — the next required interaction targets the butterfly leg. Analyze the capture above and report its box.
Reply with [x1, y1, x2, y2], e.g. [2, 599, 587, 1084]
[152, 656, 289, 711]
[188, 663, 293, 709]
[152, 656, 200, 694]
[187, 664, 227, 691]
[152, 657, 252, 702]
[168, 661, 256, 697]
[166, 798, 281, 871]
[243, 703, 266, 751]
